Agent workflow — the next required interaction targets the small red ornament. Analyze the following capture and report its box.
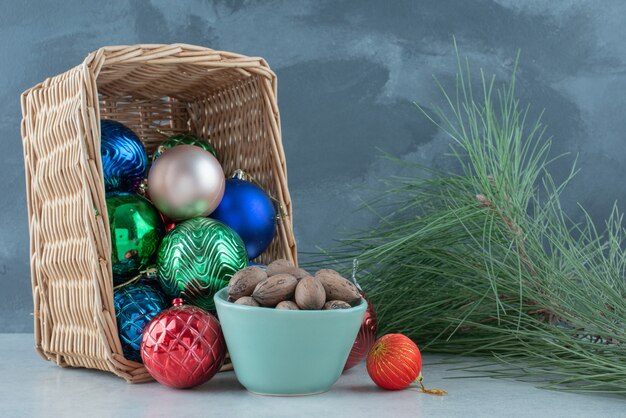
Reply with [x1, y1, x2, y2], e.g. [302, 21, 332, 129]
[344, 291, 377, 371]
[366, 334, 422, 391]
[141, 298, 226, 389]
[159, 213, 177, 232]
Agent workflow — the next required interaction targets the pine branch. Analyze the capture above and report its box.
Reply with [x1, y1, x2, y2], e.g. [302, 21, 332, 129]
[319, 44, 626, 394]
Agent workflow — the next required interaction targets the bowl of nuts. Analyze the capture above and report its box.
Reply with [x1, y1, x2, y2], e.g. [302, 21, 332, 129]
[214, 259, 367, 396]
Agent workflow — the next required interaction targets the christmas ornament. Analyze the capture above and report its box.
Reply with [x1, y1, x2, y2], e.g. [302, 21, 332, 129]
[367, 334, 422, 390]
[148, 145, 225, 221]
[152, 133, 218, 162]
[157, 217, 247, 311]
[344, 290, 378, 370]
[141, 298, 226, 389]
[137, 177, 149, 198]
[134, 267, 161, 288]
[101, 120, 147, 193]
[210, 174, 276, 259]
[107, 193, 164, 285]
[113, 283, 166, 362]
[159, 213, 177, 233]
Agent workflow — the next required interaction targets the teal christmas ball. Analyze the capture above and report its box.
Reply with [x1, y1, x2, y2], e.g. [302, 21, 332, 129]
[156, 217, 248, 311]
[107, 193, 165, 285]
[114, 283, 166, 362]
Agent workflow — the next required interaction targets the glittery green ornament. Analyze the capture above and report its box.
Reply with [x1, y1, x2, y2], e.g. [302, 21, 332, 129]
[152, 134, 218, 162]
[156, 217, 247, 311]
[106, 193, 164, 285]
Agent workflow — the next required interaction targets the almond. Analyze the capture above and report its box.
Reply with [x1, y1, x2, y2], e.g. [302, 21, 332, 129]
[234, 296, 260, 307]
[252, 274, 298, 306]
[295, 276, 326, 310]
[275, 300, 300, 310]
[315, 270, 361, 304]
[324, 300, 351, 310]
[228, 266, 267, 299]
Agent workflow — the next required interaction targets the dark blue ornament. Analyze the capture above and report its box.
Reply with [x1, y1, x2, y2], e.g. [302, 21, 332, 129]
[113, 283, 166, 362]
[101, 120, 147, 193]
[210, 178, 277, 259]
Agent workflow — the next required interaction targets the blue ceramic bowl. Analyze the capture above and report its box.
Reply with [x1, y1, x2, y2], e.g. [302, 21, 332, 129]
[214, 288, 367, 395]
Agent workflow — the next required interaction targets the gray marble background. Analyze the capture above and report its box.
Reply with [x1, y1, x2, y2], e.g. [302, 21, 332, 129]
[2, 0, 625, 331]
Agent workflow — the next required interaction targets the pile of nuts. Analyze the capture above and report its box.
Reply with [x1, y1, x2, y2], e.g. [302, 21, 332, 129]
[228, 259, 361, 310]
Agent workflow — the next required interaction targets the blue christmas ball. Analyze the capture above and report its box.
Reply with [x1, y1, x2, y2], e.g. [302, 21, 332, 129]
[101, 120, 147, 193]
[113, 283, 166, 362]
[210, 178, 276, 259]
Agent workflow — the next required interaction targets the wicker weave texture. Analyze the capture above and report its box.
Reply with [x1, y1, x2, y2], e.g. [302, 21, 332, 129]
[20, 44, 296, 383]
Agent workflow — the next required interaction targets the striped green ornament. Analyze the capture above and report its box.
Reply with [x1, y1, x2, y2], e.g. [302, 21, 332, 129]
[156, 217, 247, 311]
[152, 134, 218, 162]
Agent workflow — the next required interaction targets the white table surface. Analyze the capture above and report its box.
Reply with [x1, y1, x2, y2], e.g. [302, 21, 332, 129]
[1, 334, 624, 418]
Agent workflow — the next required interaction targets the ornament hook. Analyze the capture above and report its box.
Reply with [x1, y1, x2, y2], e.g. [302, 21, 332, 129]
[351, 258, 361, 289]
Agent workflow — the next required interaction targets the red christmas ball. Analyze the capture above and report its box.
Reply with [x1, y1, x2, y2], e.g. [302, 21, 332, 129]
[366, 334, 422, 390]
[344, 291, 378, 371]
[141, 298, 226, 389]
[159, 213, 177, 233]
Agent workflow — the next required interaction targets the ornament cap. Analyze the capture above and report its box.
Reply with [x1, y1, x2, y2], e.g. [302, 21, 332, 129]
[231, 169, 247, 180]
[172, 298, 184, 307]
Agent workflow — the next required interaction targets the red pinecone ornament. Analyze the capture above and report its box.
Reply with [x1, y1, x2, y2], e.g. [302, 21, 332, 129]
[344, 291, 378, 371]
[141, 298, 226, 389]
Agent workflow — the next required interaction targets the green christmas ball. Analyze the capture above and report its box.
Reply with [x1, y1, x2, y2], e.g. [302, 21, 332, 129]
[156, 217, 248, 311]
[106, 193, 164, 285]
[152, 133, 218, 162]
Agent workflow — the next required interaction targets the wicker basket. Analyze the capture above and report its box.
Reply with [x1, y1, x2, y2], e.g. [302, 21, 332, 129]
[19, 44, 297, 383]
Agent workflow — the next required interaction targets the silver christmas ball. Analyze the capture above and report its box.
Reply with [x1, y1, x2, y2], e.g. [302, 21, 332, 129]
[148, 145, 225, 220]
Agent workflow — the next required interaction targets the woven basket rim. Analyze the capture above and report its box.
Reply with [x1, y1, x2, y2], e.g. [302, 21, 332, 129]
[22, 43, 277, 99]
